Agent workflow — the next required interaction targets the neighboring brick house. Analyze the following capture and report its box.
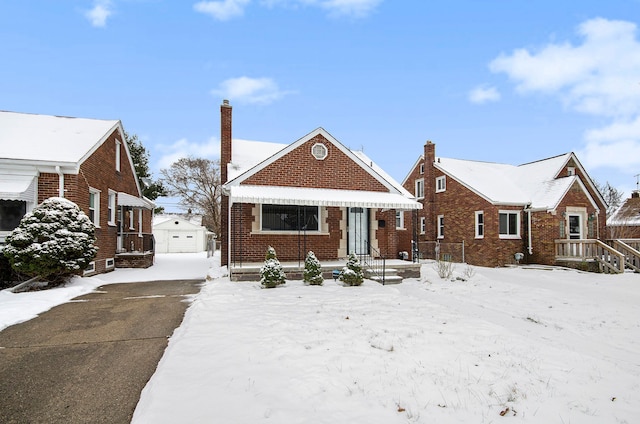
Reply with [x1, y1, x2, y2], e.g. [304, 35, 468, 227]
[401, 141, 608, 268]
[0, 111, 155, 275]
[219, 100, 422, 272]
[607, 191, 640, 239]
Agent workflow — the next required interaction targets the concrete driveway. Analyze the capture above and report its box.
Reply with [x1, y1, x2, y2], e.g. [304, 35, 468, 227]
[0, 279, 203, 424]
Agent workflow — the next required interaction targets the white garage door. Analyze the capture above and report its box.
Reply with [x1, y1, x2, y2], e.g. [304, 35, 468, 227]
[168, 231, 198, 253]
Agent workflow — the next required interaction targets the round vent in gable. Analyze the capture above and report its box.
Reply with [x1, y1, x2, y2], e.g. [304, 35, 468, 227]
[311, 143, 328, 160]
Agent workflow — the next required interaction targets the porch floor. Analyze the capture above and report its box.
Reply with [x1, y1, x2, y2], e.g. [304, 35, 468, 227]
[228, 259, 421, 282]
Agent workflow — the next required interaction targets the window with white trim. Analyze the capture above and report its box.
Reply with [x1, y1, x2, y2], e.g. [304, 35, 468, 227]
[396, 211, 404, 229]
[437, 215, 444, 239]
[419, 163, 424, 174]
[475, 211, 484, 239]
[567, 166, 575, 176]
[311, 143, 328, 160]
[89, 189, 100, 227]
[436, 176, 446, 193]
[108, 191, 116, 226]
[499, 210, 520, 238]
[105, 258, 115, 269]
[261, 204, 319, 231]
[115, 139, 121, 172]
[415, 179, 424, 199]
[420, 216, 426, 234]
[83, 261, 96, 275]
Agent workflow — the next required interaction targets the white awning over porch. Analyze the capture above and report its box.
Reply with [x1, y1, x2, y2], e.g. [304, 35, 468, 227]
[117, 192, 154, 209]
[0, 175, 37, 202]
[225, 185, 422, 210]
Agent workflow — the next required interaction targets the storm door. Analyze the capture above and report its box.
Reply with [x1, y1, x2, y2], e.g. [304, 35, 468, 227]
[347, 207, 369, 255]
[568, 214, 582, 239]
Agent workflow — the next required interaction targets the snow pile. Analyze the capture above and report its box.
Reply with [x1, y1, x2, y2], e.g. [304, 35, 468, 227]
[133, 263, 640, 423]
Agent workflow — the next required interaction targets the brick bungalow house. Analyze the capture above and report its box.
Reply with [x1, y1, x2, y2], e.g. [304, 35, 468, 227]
[607, 191, 640, 239]
[219, 100, 422, 276]
[0, 111, 155, 275]
[401, 141, 617, 270]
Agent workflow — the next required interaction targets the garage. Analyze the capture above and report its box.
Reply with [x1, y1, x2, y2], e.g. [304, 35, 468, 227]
[153, 215, 209, 253]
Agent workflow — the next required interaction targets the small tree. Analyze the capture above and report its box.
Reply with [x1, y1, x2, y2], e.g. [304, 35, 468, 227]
[3, 198, 97, 286]
[260, 246, 286, 288]
[303, 251, 323, 286]
[340, 253, 364, 286]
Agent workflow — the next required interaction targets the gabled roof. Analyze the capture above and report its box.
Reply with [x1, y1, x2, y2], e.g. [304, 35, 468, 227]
[0, 111, 121, 166]
[608, 194, 640, 226]
[223, 128, 420, 210]
[435, 152, 600, 211]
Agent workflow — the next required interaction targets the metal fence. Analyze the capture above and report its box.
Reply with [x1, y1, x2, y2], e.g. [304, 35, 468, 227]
[416, 240, 465, 263]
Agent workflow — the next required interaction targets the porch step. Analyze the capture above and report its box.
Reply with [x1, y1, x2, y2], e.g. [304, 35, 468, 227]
[364, 268, 403, 285]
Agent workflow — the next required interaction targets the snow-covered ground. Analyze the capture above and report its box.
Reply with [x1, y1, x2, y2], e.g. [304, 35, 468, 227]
[0, 252, 214, 332]
[2, 253, 639, 423]
[133, 256, 640, 424]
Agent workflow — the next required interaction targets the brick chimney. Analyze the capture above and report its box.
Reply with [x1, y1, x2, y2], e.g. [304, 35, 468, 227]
[424, 141, 436, 240]
[220, 99, 232, 267]
[221, 99, 232, 184]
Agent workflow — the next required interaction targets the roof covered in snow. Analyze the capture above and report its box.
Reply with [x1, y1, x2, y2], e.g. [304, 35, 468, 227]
[225, 128, 418, 209]
[0, 111, 120, 165]
[435, 152, 599, 210]
[607, 194, 640, 226]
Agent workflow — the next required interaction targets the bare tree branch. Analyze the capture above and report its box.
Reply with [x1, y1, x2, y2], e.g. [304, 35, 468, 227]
[160, 157, 221, 234]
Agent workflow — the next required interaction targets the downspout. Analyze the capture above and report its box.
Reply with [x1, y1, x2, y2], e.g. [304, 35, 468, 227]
[55, 166, 64, 198]
[228, 198, 232, 279]
[526, 206, 533, 255]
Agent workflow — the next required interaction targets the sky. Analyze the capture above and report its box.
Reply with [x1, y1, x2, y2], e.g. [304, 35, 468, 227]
[2, 1, 640, 212]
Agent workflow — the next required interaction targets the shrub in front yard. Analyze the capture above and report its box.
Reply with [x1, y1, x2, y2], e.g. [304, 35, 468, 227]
[3, 197, 97, 287]
[260, 246, 286, 288]
[303, 251, 323, 286]
[340, 253, 364, 286]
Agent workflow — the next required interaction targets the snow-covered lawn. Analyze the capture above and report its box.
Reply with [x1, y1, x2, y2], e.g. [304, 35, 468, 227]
[2, 252, 639, 423]
[133, 259, 640, 424]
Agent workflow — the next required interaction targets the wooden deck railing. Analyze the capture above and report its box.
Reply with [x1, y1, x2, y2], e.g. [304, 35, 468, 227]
[555, 239, 625, 274]
[610, 239, 640, 273]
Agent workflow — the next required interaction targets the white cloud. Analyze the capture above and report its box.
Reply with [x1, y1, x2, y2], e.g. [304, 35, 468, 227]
[193, 0, 251, 21]
[490, 17, 640, 119]
[85, 0, 113, 27]
[212, 76, 294, 105]
[489, 17, 640, 173]
[313, 0, 382, 18]
[468, 85, 501, 104]
[155, 137, 220, 170]
[201, 0, 382, 19]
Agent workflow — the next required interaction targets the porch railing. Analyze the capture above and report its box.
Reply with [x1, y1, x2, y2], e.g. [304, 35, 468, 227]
[555, 239, 624, 274]
[357, 242, 386, 285]
[610, 239, 640, 273]
[117, 232, 155, 254]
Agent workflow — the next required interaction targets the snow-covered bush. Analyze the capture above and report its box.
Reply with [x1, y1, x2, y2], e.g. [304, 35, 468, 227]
[340, 253, 364, 286]
[303, 251, 323, 286]
[3, 197, 97, 286]
[260, 246, 286, 288]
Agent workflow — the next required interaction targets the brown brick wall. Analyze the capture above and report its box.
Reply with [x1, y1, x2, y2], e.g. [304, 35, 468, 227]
[243, 134, 389, 192]
[228, 203, 345, 263]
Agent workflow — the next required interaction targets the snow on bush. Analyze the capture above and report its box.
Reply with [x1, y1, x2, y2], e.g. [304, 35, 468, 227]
[303, 251, 323, 286]
[260, 246, 286, 288]
[340, 253, 364, 286]
[3, 197, 97, 286]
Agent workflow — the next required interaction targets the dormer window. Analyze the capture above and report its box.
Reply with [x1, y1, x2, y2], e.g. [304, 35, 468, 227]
[311, 143, 328, 160]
